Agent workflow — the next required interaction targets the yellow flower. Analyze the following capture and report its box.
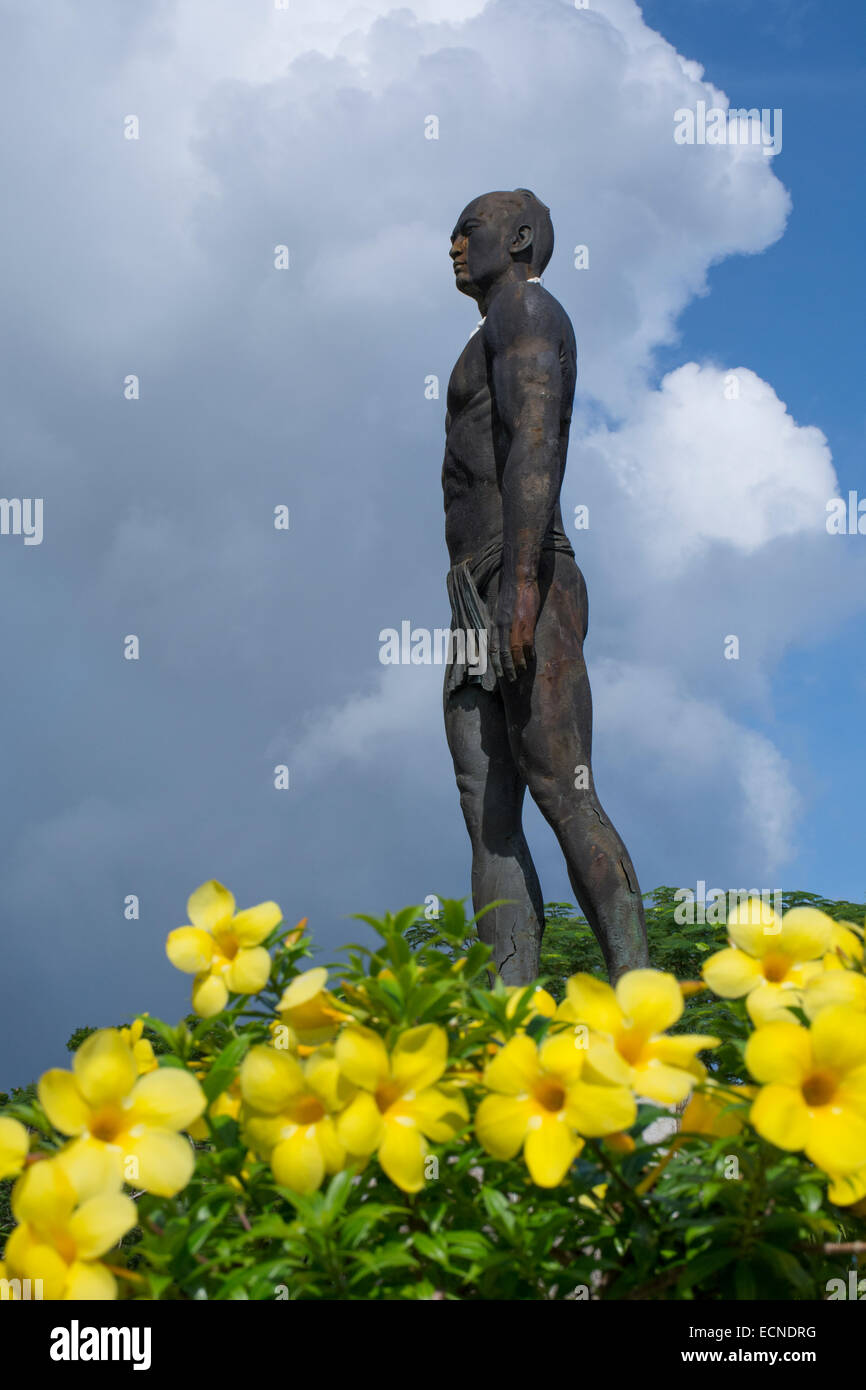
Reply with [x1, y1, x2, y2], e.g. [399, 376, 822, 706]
[0, 1116, 29, 1179]
[577, 1182, 608, 1211]
[557, 969, 718, 1104]
[745, 1005, 866, 1174]
[3, 1149, 136, 1299]
[679, 981, 707, 999]
[284, 918, 308, 948]
[240, 1044, 351, 1194]
[475, 1032, 636, 1187]
[824, 920, 864, 971]
[603, 1130, 636, 1155]
[274, 967, 349, 1051]
[188, 1077, 242, 1141]
[166, 880, 281, 1018]
[702, 901, 832, 1024]
[38, 1030, 205, 1196]
[334, 1024, 467, 1193]
[824, 1165, 866, 1208]
[119, 1018, 158, 1075]
[680, 1082, 748, 1138]
[802, 966, 866, 1019]
[504, 984, 557, 1022]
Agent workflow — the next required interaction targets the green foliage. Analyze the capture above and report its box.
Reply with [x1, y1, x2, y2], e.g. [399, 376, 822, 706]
[2, 889, 865, 1301]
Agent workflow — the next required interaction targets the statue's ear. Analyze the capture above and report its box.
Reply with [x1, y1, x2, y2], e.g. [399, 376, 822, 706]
[510, 222, 534, 261]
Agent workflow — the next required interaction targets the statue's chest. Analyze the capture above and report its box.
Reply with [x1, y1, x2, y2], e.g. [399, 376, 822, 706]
[446, 331, 490, 417]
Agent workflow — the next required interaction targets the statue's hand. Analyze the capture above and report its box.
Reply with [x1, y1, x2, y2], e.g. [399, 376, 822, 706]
[493, 579, 540, 682]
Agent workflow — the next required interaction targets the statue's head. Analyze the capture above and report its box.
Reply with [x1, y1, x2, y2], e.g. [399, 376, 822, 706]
[450, 189, 553, 301]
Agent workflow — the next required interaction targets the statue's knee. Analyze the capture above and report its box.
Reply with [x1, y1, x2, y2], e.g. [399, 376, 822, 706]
[528, 771, 565, 820]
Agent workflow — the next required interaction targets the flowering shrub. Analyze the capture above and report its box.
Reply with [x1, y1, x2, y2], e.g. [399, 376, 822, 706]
[1, 883, 865, 1300]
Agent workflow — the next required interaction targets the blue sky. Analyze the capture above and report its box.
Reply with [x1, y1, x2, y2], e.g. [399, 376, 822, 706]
[643, 0, 866, 899]
[1, 0, 864, 1085]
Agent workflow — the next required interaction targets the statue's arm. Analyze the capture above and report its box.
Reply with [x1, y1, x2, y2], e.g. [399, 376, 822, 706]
[486, 293, 563, 679]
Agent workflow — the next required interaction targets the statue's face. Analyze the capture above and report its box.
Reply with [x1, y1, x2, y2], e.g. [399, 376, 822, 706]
[450, 193, 524, 300]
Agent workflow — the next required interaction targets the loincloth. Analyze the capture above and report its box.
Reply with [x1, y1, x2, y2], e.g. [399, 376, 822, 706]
[444, 529, 575, 699]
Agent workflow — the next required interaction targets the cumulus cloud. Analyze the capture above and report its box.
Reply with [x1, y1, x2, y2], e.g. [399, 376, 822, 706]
[585, 364, 837, 569]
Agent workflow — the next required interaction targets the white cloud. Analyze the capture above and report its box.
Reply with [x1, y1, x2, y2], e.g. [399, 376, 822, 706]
[584, 363, 837, 572]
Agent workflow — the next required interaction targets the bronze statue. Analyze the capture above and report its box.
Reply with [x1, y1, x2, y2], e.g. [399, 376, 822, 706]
[442, 189, 648, 983]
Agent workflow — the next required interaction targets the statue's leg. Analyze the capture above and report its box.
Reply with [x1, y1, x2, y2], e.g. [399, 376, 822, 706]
[500, 554, 649, 980]
[444, 680, 545, 982]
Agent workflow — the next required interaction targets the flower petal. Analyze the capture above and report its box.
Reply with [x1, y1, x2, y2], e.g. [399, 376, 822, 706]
[225, 946, 272, 995]
[379, 1118, 427, 1193]
[745, 1021, 811, 1086]
[630, 1060, 694, 1105]
[562, 974, 622, 1035]
[805, 1106, 866, 1175]
[271, 1132, 326, 1194]
[538, 1031, 586, 1084]
[702, 947, 763, 998]
[409, 1084, 468, 1142]
[123, 1129, 195, 1197]
[827, 1166, 866, 1206]
[278, 967, 329, 1011]
[804, 970, 866, 1019]
[12, 1159, 76, 1228]
[811, 1005, 866, 1075]
[54, 1138, 123, 1201]
[242, 1111, 286, 1155]
[128, 1067, 206, 1132]
[0, 1117, 29, 1179]
[390, 1025, 448, 1092]
[750, 1083, 810, 1151]
[475, 1093, 532, 1159]
[524, 1114, 581, 1187]
[483, 1033, 540, 1095]
[166, 926, 214, 974]
[615, 969, 683, 1033]
[316, 1115, 346, 1173]
[650, 1034, 719, 1067]
[305, 1046, 353, 1111]
[63, 1260, 117, 1301]
[777, 907, 834, 963]
[336, 1091, 384, 1155]
[68, 1194, 138, 1260]
[582, 1037, 633, 1087]
[680, 1085, 745, 1138]
[746, 982, 802, 1026]
[826, 922, 864, 968]
[5, 1228, 69, 1299]
[232, 901, 282, 946]
[564, 1081, 636, 1137]
[38, 1069, 90, 1136]
[73, 1031, 137, 1107]
[240, 1045, 304, 1113]
[187, 879, 235, 932]
[191, 971, 228, 1018]
[726, 897, 780, 956]
[335, 1025, 389, 1092]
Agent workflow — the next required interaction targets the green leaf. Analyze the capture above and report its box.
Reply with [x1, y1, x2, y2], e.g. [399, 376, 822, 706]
[202, 1034, 252, 1103]
[676, 1247, 735, 1293]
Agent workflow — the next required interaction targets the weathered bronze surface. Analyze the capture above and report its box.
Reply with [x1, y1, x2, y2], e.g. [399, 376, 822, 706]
[442, 189, 649, 983]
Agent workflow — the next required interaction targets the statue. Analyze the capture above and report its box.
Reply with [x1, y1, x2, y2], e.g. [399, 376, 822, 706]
[442, 189, 649, 984]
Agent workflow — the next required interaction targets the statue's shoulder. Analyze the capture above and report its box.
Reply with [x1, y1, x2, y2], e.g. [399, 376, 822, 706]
[485, 281, 573, 350]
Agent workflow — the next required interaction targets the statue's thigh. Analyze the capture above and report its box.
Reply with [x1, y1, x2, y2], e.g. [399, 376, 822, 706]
[444, 683, 524, 829]
[504, 567, 594, 781]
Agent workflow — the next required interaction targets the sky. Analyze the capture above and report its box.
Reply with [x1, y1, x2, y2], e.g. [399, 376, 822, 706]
[1, 0, 864, 1086]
